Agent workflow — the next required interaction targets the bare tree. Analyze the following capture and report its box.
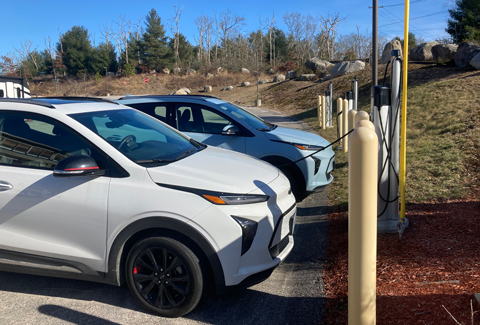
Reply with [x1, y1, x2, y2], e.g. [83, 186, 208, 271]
[114, 15, 132, 64]
[317, 13, 348, 60]
[100, 17, 114, 46]
[14, 39, 40, 72]
[194, 14, 207, 65]
[169, 3, 183, 63]
[218, 9, 245, 60]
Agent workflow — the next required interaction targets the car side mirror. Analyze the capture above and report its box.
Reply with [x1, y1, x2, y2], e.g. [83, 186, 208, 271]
[54, 155, 106, 178]
[222, 125, 241, 136]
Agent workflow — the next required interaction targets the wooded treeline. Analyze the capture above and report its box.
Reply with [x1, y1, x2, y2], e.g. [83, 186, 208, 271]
[2, 7, 387, 78]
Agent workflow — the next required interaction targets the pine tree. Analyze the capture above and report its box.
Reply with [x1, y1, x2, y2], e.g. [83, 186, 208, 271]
[447, 0, 480, 43]
[138, 9, 174, 71]
[58, 26, 92, 75]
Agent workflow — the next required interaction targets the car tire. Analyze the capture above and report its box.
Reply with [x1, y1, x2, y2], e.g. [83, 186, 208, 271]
[277, 165, 303, 201]
[125, 236, 203, 318]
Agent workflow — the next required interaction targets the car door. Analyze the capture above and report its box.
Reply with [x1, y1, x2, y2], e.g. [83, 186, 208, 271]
[174, 103, 246, 153]
[0, 111, 110, 272]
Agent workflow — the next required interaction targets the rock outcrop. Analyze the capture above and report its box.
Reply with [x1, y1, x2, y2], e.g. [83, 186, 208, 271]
[297, 74, 316, 81]
[305, 58, 334, 73]
[330, 61, 365, 78]
[409, 41, 438, 61]
[380, 40, 403, 64]
[455, 41, 480, 68]
[431, 44, 458, 63]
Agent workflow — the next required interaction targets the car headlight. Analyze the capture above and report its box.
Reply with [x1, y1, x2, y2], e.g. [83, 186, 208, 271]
[202, 194, 269, 205]
[156, 183, 269, 205]
[293, 144, 325, 151]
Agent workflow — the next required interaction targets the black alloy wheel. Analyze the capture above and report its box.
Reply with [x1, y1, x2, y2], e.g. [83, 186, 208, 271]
[126, 237, 203, 318]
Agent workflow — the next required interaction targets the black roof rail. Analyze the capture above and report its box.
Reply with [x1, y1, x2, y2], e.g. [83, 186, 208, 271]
[38, 96, 120, 104]
[117, 94, 221, 101]
[0, 98, 55, 109]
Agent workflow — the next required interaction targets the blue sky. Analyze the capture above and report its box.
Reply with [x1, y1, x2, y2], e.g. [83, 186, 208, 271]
[1, 0, 451, 57]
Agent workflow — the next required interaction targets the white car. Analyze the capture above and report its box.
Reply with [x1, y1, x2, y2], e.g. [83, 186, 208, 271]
[0, 97, 296, 317]
[116, 95, 335, 199]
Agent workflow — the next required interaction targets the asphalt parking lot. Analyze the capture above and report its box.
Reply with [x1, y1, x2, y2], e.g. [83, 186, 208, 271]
[0, 106, 329, 324]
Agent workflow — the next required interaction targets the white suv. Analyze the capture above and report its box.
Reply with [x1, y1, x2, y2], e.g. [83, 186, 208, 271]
[0, 98, 296, 318]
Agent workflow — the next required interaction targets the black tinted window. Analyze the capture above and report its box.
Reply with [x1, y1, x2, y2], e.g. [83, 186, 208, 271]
[0, 111, 104, 170]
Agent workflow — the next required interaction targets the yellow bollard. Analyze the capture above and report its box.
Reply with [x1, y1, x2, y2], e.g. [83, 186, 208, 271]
[348, 109, 358, 152]
[318, 96, 322, 128]
[348, 121, 378, 325]
[343, 99, 349, 153]
[337, 98, 343, 148]
[355, 110, 369, 124]
[355, 119, 375, 130]
[322, 95, 326, 130]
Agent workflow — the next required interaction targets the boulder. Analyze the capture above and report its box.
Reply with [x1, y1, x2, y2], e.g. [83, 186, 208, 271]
[305, 58, 334, 73]
[206, 73, 214, 78]
[150, 70, 156, 74]
[106, 72, 115, 77]
[241, 82, 250, 87]
[115, 71, 122, 77]
[331, 60, 366, 78]
[266, 68, 276, 75]
[455, 41, 480, 68]
[204, 85, 213, 92]
[217, 67, 224, 73]
[171, 89, 187, 95]
[297, 74, 316, 81]
[221, 86, 234, 91]
[470, 52, 480, 70]
[241, 68, 250, 74]
[163, 68, 170, 74]
[409, 41, 438, 61]
[273, 74, 285, 82]
[432, 44, 458, 63]
[186, 68, 197, 75]
[181, 88, 191, 94]
[380, 40, 403, 64]
[173, 67, 182, 75]
[285, 70, 296, 79]
[319, 74, 332, 82]
[258, 79, 269, 84]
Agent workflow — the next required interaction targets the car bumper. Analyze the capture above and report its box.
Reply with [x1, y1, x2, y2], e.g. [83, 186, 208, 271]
[190, 173, 296, 288]
[297, 147, 335, 192]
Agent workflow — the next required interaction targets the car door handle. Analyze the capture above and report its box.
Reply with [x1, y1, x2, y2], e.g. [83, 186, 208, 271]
[0, 181, 13, 191]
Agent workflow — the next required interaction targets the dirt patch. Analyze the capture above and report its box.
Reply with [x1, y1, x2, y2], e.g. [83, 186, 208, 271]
[322, 200, 480, 324]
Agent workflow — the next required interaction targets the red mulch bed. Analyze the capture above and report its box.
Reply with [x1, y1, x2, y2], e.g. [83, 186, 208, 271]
[323, 200, 480, 324]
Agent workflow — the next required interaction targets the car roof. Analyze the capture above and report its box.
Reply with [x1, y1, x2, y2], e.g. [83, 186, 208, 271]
[0, 97, 126, 115]
[116, 94, 224, 103]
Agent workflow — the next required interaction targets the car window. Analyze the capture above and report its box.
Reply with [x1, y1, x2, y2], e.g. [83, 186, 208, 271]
[176, 104, 231, 134]
[125, 103, 169, 124]
[71, 109, 198, 164]
[0, 111, 103, 170]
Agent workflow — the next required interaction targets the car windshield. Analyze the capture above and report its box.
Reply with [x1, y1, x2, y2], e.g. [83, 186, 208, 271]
[216, 101, 275, 131]
[70, 109, 202, 166]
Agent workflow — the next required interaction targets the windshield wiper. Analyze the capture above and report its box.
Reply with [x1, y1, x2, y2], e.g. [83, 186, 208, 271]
[134, 158, 175, 164]
[174, 147, 196, 160]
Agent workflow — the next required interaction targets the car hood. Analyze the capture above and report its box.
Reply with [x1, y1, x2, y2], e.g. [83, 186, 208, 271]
[147, 146, 279, 194]
[264, 126, 329, 146]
